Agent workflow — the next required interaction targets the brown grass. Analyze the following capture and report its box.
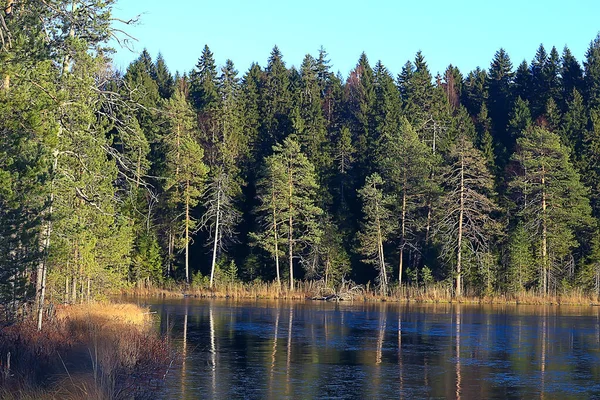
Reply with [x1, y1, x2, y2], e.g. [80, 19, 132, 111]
[127, 280, 600, 306]
[0, 302, 174, 400]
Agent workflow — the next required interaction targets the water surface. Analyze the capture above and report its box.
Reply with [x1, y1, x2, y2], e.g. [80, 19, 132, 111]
[143, 299, 600, 399]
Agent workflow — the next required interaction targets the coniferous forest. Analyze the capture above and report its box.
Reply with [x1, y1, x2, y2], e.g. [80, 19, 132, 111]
[4, 2, 600, 323]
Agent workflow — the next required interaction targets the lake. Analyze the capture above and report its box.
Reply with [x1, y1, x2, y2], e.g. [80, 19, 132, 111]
[141, 299, 600, 399]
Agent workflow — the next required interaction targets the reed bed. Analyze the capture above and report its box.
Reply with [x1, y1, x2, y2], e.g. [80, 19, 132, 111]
[0, 302, 174, 400]
[127, 280, 600, 306]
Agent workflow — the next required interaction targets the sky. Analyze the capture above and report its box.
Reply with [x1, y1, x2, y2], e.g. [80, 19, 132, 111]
[110, 0, 600, 78]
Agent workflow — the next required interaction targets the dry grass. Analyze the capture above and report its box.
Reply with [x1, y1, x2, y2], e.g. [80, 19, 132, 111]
[55, 302, 151, 327]
[131, 280, 313, 300]
[126, 279, 600, 306]
[0, 302, 174, 400]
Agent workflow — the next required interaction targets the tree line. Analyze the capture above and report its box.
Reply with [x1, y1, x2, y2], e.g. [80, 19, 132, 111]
[3, 2, 600, 324]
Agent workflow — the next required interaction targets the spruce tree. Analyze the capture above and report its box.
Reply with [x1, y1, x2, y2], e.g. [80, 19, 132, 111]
[561, 46, 584, 108]
[584, 34, 600, 109]
[486, 48, 514, 166]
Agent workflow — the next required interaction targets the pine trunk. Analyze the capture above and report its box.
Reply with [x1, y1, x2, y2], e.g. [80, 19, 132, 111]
[185, 180, 190, 284]
[376, 198, 387, 294]
[541, 168, 548, 296]
[167, 231, 173, 278]
[398, 176, 407, 285]
[456, 152, 465, 298]
[209, 185, 221, 288]
[272, 181, 281, 289]
[36, 147, 58, 330]
[288, 167, 294, 292]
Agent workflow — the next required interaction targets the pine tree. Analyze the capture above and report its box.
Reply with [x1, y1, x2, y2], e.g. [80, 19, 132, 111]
[201, 59, 244, 287]
[252, 137, 322, 290]
[162, 89, 208, 283]
[357, 173, 395, 294]
[380, 118, 435, 284]
[435, 132, 499, 296]
[509, 126, 593, 295]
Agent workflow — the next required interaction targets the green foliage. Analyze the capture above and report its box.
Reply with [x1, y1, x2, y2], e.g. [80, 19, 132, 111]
[509, 126, 593, 293]
[131, 231, 163, 284]
[5, 9, 600, 309]
[252, 136, 323, 288]
[506, 223, 536, 293]
[357, 173, 395, 292]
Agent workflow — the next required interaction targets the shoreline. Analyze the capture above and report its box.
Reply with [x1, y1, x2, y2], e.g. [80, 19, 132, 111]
[123, 282, 600, 307]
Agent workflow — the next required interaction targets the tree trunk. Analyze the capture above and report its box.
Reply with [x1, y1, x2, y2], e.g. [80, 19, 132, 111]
[376, 201, 387, 294]
[209, 184, 221, 288]
[136, 147, 142, 189]
[87, 277, 91, 302]
[271, 181, 281, 289]
[37, 147, 58, 330]
[288, 167, 294, 292]
[398, 176, 407, 285]
[65, 275, 69, 304]
[288, 213, 294, 292]
[456, 152, 465, 298]
[185, 180, 190, 285]
[167, 231, 173, 278]
[541, 168, 548, 296]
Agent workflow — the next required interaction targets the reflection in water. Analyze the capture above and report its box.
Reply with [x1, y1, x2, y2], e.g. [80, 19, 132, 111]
[181, 303, 188, 399]
[209, 303, 216, 399]
[455, 306, 461, 400]
[146, 300, 600, 399]
[268, 305, 280, 400]
[286, 304, 293, 397]
[398, 315, 403, 397]
[541, 307, 547, 399]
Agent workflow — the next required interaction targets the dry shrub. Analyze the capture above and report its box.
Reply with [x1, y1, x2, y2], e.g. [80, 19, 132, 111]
[0, 302, 174, 399]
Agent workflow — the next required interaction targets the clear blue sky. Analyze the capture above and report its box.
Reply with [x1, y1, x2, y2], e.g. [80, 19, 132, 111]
[110, 0, 600, 78]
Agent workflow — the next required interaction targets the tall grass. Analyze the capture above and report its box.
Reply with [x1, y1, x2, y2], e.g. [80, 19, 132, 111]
[0, 302, 174, 399]
[127, 279, 600, 306]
